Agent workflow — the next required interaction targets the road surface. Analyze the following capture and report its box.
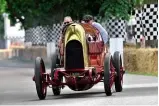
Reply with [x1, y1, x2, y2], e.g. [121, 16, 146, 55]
[0, 59, 158, 105]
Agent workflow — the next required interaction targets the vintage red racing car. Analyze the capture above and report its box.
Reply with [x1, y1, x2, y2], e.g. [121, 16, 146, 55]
[32, 22, 125, 100]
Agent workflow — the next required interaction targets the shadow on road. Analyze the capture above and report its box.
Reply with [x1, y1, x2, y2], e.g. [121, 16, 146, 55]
[28, 91, 105, 102]
[27, 86, 157, 101]
[52, 91, 106, 99]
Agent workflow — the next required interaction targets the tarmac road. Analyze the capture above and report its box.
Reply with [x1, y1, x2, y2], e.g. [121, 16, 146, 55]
[0, 60, 158, 105]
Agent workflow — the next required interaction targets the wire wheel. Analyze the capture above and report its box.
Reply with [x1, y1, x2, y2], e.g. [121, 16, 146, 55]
[34, 57, 47, 100]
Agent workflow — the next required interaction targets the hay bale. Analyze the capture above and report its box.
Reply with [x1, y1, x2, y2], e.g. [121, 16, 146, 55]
[10, 45, 25, 49]
[124, 43, 136, 48]
[31, 46, 47, 60]
[17, 46, 47, 61]
[12, 48, 25, 57]
[0, 47, 47, 60]
[0, 49, 12, 59]
[136, 49, 157, 72]
[124, 48, 137, 72]
[124, 48, 158, 75]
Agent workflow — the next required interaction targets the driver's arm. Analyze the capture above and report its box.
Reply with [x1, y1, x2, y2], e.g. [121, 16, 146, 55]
[58, 24, 66, 47]
[92, 22, 108, 44]
[92, 22, 109, 53]
[58, 36, 62, 47]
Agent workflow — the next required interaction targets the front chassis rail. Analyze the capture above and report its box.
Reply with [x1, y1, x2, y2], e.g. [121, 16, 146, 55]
[33, 69, 106, 88]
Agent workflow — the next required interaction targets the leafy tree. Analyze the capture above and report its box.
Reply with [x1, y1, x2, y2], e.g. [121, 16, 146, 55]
[99, 0, 133, 21]
[99, 0, 157, 21]
[133, 0, 144, 9]
[0, 0, 6, 39]
[5, 0, 153, 29]
[5, 0, 104, 29]
[133, 0, 157, 9]
[0, 15, 4, 39]
[143, 0, 157, 4]
[0, 0, 6, 15]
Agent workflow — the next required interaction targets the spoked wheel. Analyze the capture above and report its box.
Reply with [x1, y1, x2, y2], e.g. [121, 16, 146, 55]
[104, 53, 115, 96]
[113, 51, 123, 92]
[51, 69, 62, 96]
[34, 57, 47, 100]
[51, 52, 62, 96]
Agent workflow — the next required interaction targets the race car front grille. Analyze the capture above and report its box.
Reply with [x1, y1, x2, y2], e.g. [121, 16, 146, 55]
[65, 40, 84, 70]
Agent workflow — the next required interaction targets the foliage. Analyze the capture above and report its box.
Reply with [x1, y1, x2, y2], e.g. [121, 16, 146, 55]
[0, 0, 6, 39]
[143, 0, 158, 4]
[0, 15, 4, 39]
[99, 0, 134, 21]
[0, 0, 6, 15]
[133, 0, 158, 9]
[63, 0, 104, 20]
[4, 0, 104, 29]
[133, 0, 144, 9]
[5, 0, 156, 29]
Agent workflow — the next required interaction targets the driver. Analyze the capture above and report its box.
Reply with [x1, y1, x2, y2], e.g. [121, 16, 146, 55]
[58, 16, 73, 65]
[82, 14, 109, 53]
[58, 16, 73, 48]
[82, 15, 109, 66]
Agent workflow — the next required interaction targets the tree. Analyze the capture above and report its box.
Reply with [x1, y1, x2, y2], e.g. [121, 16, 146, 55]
[0, 15, 4, 39]
[4, 0, 158, 30]
[99, 0, 157, 21]
[99, 0, 133, 21]
[4, 0, 104, 29]
[0, 0, 6, 15]
[143, 0, 157, 4]
[133, 0, 157, 9]
[0, 0, 6, 39]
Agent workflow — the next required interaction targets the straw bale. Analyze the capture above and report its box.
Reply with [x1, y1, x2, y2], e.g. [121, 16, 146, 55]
[124, 48, 158, 74]
[0, 49, 12, 59]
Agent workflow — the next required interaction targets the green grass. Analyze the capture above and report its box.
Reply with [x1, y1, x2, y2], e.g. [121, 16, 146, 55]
[126, 70, 158, 77]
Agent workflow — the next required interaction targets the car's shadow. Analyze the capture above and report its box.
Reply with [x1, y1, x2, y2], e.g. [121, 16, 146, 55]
[28, 90, 116, 101]
[50, 91, 106, 99]
[28, 86, 157, 101]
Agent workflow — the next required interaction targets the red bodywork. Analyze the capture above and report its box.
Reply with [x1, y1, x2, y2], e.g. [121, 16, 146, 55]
[32, 60, 124, 91]
[32, 23, 124, 92]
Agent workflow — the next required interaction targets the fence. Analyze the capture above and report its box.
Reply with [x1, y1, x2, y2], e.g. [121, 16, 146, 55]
[135, 3, 158, 42]
[24, 17, 128, 49]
